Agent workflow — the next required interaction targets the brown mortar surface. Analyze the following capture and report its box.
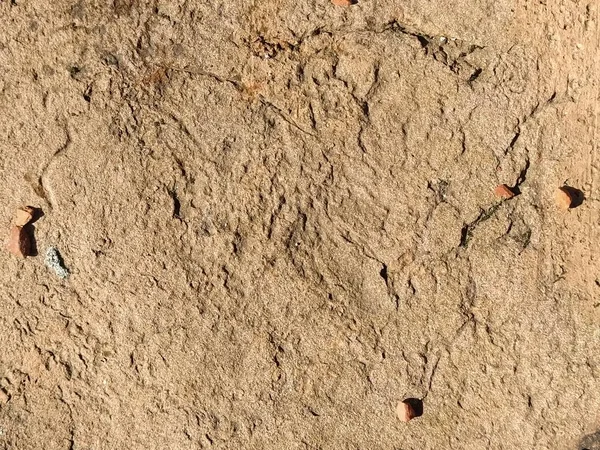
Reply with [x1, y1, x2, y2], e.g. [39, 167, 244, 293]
[1, 1, 599, 449]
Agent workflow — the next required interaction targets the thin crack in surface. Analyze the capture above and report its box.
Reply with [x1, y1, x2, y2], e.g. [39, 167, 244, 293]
[33, 122, 72, 211]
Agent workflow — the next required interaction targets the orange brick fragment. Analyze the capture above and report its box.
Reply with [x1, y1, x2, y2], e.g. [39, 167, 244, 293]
[6, 226, 31, 258]
[494, 184, 515, 199]
[396, 401, 416, 422]
[14, 206, 35, 227]
[556, 187, 573, 209]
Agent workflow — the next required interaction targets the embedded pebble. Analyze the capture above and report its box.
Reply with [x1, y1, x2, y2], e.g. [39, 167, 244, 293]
[556, 187, 573, 209]
[45, 247, 70, 279]
[494, 184, 515, 199]
[6, 226, 31, 258]
[397, 400, 418, 422]
[331, 0, 355, 5]
[14, 206, 35, 227]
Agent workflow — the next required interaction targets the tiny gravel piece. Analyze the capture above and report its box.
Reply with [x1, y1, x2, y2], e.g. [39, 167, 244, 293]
[396, 398, 423, 422]
[14, 206, 35, 227]
[556, 187, 573, 209]
[45, 247, 70, 279]
[331, 0, 356, 5]
[494, 184, 515, 199]
[6, 226, 31, 258]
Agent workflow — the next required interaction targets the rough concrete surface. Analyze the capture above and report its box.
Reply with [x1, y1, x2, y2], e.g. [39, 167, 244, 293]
[0, 0, 599, 449]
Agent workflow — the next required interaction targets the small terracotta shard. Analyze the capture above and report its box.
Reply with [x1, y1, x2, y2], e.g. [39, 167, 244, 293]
[14, 206, 35, 227]
[494, 184, 515, 199]
[331, 0, 356, 6]
[6, 226, 32, 258]
[556, 187, 574, 210]
[396, 399, 421, 422]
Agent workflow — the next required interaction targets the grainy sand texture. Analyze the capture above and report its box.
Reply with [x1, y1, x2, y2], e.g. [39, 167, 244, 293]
[1, 0, 599, 449]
